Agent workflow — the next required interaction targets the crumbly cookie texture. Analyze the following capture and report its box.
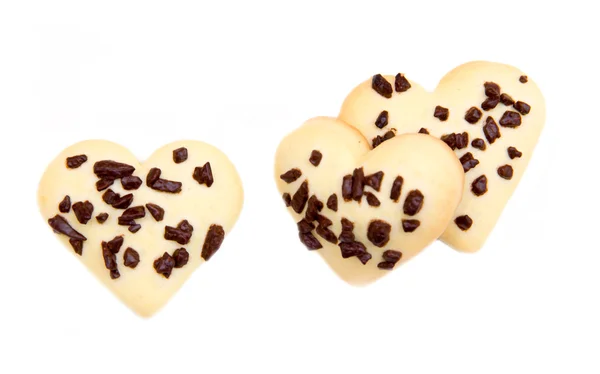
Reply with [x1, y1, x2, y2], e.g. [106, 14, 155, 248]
[275, 117, 464, 285]
[38, 140, 243, 317]
[339, 61, 546, 252]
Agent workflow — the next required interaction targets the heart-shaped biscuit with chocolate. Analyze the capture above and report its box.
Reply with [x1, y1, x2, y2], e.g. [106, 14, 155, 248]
[339, 61, 546, 252]
[275, 117, 464, 285]
[38, 140, 243, 317]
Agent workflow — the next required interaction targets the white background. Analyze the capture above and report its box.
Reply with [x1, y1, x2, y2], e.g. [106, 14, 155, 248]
[1, 1, 599, 373]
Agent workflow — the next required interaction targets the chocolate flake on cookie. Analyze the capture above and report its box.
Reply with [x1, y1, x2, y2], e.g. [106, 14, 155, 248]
[291, 180, 309, 214]
[499, 111, 522, 128]
[513, 101, 531, 115]
[339, 241, 370, 264]
[471, 175, 488, 196]
[375, 111, 389, 129]
[456, 132, 469, 150]
[402, 219, 420, 233]
[373, 131, 396, 148]
[326, 194, 338, 211]
[481, 97, 500, 111]
[483, 117, 501, 144]
[69, 238, 83, 256]
[297, 218, 315, 234]
[66, 155, 88, 169]
[519, 75, 528, 83]
[465, 107, 482, 124]
[390, 176, 404, 202]
[280, 168, 302, 183]
[352, 167, 365, 202]
[454, 215, 473, 231]
[72, 201, 94, 224]
[58, 195, 71, 213]
[164, 220, 194, 245]
[193, 162, 214, 187]
[96, 212, 109, 224]
[123, 247, 140, 268]
[299, 232, 322, 250]
[372, 74, 393, 98]
[146, 203, 165, 221]
[365, 171, 384, 191]
[129, 224, 141, 233]
[202, 224, 225, 260]
[121, 176, 143, 190]
[96, 178, 114, 191]
[93, 160, 135, 180]
[111, 193, 134, 209]
[434, 106, 449, 121]
[102, 241, 119, 276]
[395, 73, 411, 92]
[441, 133, 457, 150]
[309, 150, 323, 166]
[173, 248, 189, 268]
[378, 250, 402, 270]
[102, 189, 119, 205]
[497, 165, 514, 180]
[367, 220, 391, 247]
[418, 128, 430, 134]
[339, 218, 355, 243]
[106, 236, 124, 254]
[118, 206, 145, 225]
[365, 192, 381, 207]
[342, 174, 353, 201]
[460, 152, 480, 173]
[507, 147, 522, 159]
[282, 193, 292, 207]
[305, 195, 324, 222]
[403, 190, 424, 216]
[316, 224, 337, 244]
[173, 147, 188, 164]
[484, 82, 501, 98]
[48, 215, 86, 241]
[147, 168, 183, 193]
[154, 252, 175, 279]
[471, 138, 486, 151]
[500, 93, 515, 106]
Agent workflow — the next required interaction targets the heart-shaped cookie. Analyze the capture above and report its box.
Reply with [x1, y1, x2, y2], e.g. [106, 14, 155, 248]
[38, 140, 243, 317]
[275, 117, 464, 285]
[339, 61, 546, 252]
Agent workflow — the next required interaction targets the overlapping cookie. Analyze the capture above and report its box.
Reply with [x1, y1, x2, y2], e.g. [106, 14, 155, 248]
[275, 117, 464, 285]
[38, 140, 243, 317]
[339, 61, 546, 252]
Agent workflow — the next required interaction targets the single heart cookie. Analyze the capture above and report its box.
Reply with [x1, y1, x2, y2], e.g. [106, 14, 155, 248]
[38, 140, 243, 317]
[275, 117, 464, 285]
[339, 61, 546, 252]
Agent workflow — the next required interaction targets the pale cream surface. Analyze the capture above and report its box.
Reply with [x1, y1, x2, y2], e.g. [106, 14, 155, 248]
[339, 61, 546, 252]
[275, 117, 464, 285]
[38, 140, 243, 317]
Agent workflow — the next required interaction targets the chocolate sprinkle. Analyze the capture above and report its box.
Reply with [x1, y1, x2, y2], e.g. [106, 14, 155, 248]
[193, 162, 214, 187]
[481, 97, 500, 111]
[58, 196, 71, 213]
[513, 101, 531, 115]
[316, 225, 337, 244]
[154, 252, 175, 279]
[93, 160, 135, 180]
[402, 219, 420, 233]
[390, 176, 404, 202]
[375, 111, 389, 129]
[297, 219, 315, 234]
[121, 176, 143, 190]
[146, 167, 161, 186]
[455, 215, 473, 231]
[305, 195, 324, 222]
[508, 147, 522, 159]
[372, 74, 393, 98]
[471, 175, 488, 196]
[342, 174, 353, 201]
[66, 155, 88, 169]
[123, 247, 140, 268]
[164, 220, 194, 245]
[484, 82, 501, 98]
[111, 194, 134, 209]
[441, 133, 456, 150]
[383, 130, 395, 141]
[460, 152, 480, 173]
[519, 75, 528, 83]
[483, 116, 501, 144]
[102, 189, 120, 205]
[48, 215, 87, 241]
[147, 168, 183, 193]
[351, 167, 365, 202]
[299, 232, 323, 250]
[146, 203, 165, 221]
[96, 213, 109, 224]
[418, 128, 430, 134]
[102, 241, 118, 271]
[434, 106, 449, 121]
[69, 238, 83, 256]
[201, 224, 225, 260]
[291, 180, 309, 214]
[367, 220, 391, 247]
[497, 165, 514, 180]
[465, 107, 482, 124]
[282, 193, 292, 207]
[280, 168, 302, 184]
[377, 261, 395, 270]
[173, 248, 189, 268]
[309, 150, 323, 166]
[339, 241, 367, 259]
[499, 111, 522, 128]
[365, 171, 384, 192]
[326, 194, 338, 212]
[173, 147, 188, 164]
[339, 218, 355, 243]
[96, 178, 114, 191]
[72, 201, 94, 224]
[378, 250, 402, 270]
[118, 206, 145, 225]
[500, 93, 515, 106]
[395, 73, 411, 92]
[365, 192, 381, 207]
[403, 190, 424, 216]
[106, 236, 124, 254]
[471, 138, 486, 151]
[357, 252, 372, 265]
[456, 132, 469, 150]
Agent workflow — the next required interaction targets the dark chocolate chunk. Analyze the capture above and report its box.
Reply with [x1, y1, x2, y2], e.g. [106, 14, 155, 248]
[282, 193, 292, 207]
[500, 93, 515, 106]
[173, 147, 188, 164]
[382, 249, 402, 263]
[372, 136, 383, 148]
[351, 167, 365, 202]
[146, 167, 161, 186]
[375, 111, 389, 129]
[164, 221, 194, 245]
[309, 150, 323, 166]
[72, 201, 94, 224]
[299, 232, 322, 250]
[513, 101, 531, 115]
[110, 269, 121, 279]
[471, 175, 488, 196]
[193, 162, 214, 188]
[119, 206, 145, 224]
[377, 261, 395, 270]
[434, 106, 449, 121]
[145, 203, 165, 221]
[402, 219, 420, 233]
[58, 196, 71, 213]
[497, 165, 514, 180]
[93, 160, 135, 180]
[96, 213, 109, 224]
[418, 128, 430, 134]
[339, 241, 367, 258]
[339, 218, 355, 243]
[151, 179, 182, 193]
[372, 74, 393, 98]
[201, 224, 225, 260]
[403, 190, 424, 216]
[342, 174, 353, 201]
[316, 225, 337, 244]
[367, 220, 391, 247]
[47, 215, 87, 241]
[123, 247, 140, 268]
[280, 168, 302, 183]
[481, 97, 500, 111]
[101, 241, 118, 271]
[316, 214, 332, 228]
[465, 107, 482, 124]
[291, 180, 309, 214]
[69, 238, 83, 255]
[173, 248, 189, 268]
[519, 75, 528, 83]
[365, 171, 384, 192]
[96, 178, 114, 191]
[111, 193, 134, 209]
[499, 111, 522, 127]
[66, 155, 88, 169]
[383, 130, 395, 141]
[441, 133, 457, 150]
[178, 220, 193, 233]
[484, 82, 501, 98]
[297, 219, 315, 234]
[390, 176, 403, 202]
[372, 131, 395, 148]
[305, 195, 324, 222]
[460, 152, 480, 173]
[121, 176, 143, 190]
[326, 194, 338, 212]
[507, 147, 522, 159]
[483, 116, 501, 144]
[102, 189, 120, 205]
[365, 192, 381, 207]
[118, 217, 135, 226]
[454, 215, 473, 231]
[471, 138, 486, 150]
[358, 252, 372, 265]
[154, 252, 175, 278]
[395, 73, 411, 92]
[456, 132, 469, 149]
[106, 236, 124, 254]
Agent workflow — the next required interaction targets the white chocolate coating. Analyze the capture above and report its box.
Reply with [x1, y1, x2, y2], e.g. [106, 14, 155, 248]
[340, 61, 546, 252]
[38, 140, 243, 317]
[275, 117, 464, 285]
